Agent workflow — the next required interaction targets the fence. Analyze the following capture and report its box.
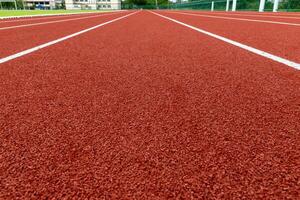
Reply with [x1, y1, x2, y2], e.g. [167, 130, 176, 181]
[0, 0, 18, 9]
[122, 0, 300, 12]
[1, 0, 300, 11]
[170, 0, 300, 12]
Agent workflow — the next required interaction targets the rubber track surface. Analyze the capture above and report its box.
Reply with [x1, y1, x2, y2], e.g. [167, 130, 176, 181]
[192, 11, 300, 17]
[0, 12, 115, 28]
[171, 10, 300, 24]
[0, 11, 131, 58]
[0, 11, 299, 199]
[158, 11, 300, 63]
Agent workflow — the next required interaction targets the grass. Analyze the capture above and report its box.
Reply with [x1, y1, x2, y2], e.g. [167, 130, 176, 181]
[0, 10, 110, 17]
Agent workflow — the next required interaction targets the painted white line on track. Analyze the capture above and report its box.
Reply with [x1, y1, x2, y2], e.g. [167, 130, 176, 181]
[178, 11, 300, 20]
[0, 10, 126, 20]
[166, 11, 300, 27]
[0, 12, 125, 30]
[0, 11, 123, 24]
[0, 11, 138, 64]
[150, 11, 300, 70]
[0, 13, 93, 24]
[195, 11, 300, 17]
[223, 12, 300, 18]
[214, 12, 300, 20]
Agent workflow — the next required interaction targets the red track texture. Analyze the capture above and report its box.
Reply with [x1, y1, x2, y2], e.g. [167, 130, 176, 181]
[0, 11, 299, 199]
[158, 11, 300, 63]
[0, 12, 116, 28]
[192, 10, 300, 17]
[172, 10, 300, 24]
[0, 11, 131, 58]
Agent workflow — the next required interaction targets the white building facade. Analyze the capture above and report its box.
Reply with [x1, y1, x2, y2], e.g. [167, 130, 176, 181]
[23, 0, 64, 9]
[24, 0, 55, 9]
[65, 0, 121, 10]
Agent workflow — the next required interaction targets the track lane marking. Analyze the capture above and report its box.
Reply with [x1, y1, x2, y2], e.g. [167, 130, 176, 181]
[0, 11, 124, 24]
[150, 11, 300, 70]
[0, 10, 126, 20]
[195, 11, 300, 17]
[178, 11, 300, 20]
[0, 12, 127, 31]
[165, 11, 300, 27]
[222, 11, 300, 18]
[0, 12, 138, 64]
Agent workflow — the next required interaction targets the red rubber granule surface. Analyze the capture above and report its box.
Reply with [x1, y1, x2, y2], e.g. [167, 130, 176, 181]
[0, 11, 299, 199]
[0, 11, 131, 58]
[173, 10, 300, 24]
[158, 11, 300, 63]
[0, 12, 116, 28]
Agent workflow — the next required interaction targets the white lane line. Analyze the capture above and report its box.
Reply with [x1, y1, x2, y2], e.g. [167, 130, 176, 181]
[179, 11, 300, 20]
[0, 11, 123, 24]
[0, 12, 137, 64]
[0, 10, 126, 20]
[150, 11, 300, 70]
[0, 14, 92, 24]
[166, 11, 300, 27]
[0, 12, 125, 31]
[215, 12, 300, 20]
[217, 11, 300, 18]
[194, 10, 300, 17]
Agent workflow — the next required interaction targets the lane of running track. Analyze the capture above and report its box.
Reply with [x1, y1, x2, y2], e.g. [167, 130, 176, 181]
[0, 12, 126, 30]
[170, 10, 300, 24]
[0, 11, 132, 58]
[0, 11, 125, 28]
[157, 11, 300, 63]
[1, 11, 299, 199]
[209, 11, 300, 17]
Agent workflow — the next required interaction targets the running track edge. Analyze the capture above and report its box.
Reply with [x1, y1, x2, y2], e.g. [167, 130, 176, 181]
[149, 11, 300, 71]
[0, 11, 138, 64]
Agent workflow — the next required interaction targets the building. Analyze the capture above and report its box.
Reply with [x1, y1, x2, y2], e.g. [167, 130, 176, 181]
[24, 0, 63, 9]
[65, 0, 121, 10]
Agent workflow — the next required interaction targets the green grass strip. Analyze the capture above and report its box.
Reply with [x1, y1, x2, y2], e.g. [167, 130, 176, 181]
[0, 10, 110, 17]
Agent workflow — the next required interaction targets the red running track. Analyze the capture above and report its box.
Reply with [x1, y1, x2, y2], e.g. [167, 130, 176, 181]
[171, 10, 300, 24]
[0, 11, 299, 199]
[0, 11, 132, 58]
[157, 10, 300, 63]
[198, 10, 300, 17]
[0, 12, 122, 27]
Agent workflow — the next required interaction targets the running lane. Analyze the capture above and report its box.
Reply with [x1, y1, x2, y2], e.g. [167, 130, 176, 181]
[157, 10, 300, 63]
[0, 12, 121, 28]
[170, 10, 300, 24]
[0, 11, 131, 58]
[205, 11, 300, 17]
[0, 11, 299, 198]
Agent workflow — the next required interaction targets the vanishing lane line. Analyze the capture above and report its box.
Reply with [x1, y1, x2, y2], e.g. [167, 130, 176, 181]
[0, 12, 126, 31]
[0, 12, 138, 64]
[150, 11, 300, 70]
[0, 11, 123, 24]
[0, 14, 86, 24]
[183, 11, 300, 20]
[165, 11, 300, 27]
[0, 11, 126, 20]
[222, 12, 300, 18]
